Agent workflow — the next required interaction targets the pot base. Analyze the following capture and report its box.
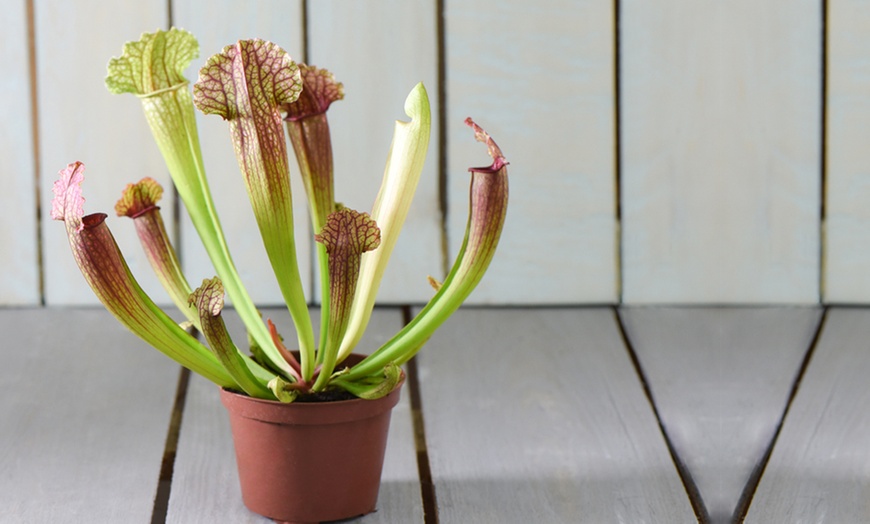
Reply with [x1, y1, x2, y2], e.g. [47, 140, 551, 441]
[220, 354, 404, 523]
[274, 513, 369, 524]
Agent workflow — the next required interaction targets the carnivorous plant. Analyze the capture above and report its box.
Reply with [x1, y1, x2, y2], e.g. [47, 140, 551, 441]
[53, 28, 509, 402]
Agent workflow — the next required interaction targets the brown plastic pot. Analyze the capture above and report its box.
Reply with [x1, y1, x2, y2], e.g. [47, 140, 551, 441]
[219, 354, 404, 524]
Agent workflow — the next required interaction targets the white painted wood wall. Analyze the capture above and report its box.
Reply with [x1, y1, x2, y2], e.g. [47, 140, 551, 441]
[3, 1, 868, 306]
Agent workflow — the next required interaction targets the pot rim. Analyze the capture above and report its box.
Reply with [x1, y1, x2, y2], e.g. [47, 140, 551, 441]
[219, 362, 406, 425]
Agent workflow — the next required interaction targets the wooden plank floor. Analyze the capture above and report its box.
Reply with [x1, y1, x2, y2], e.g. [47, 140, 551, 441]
[0, 308, 178, 523]
[415, 308, 696, 523]
[6, 306, 870, 523]
[745, 308, 870, 523]
[619, 307, 822, 523]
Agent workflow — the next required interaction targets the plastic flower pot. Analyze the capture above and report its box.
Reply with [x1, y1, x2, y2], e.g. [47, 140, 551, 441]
[220, 354, 405, 524]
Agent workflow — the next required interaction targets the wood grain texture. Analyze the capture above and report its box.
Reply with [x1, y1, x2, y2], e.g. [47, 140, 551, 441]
[446, 0, 618, 304]
[824, 0, 870, 303]
[167, 307, 423, 523]
[308, 0, 443, 304]
[620, 307, 822, 523]
[0, 308, 178, 523]
[621, 0, 821, 304]
[0, 0, 39, 304]
[745, 308, 870, 523]
[417, 308, 695, 523]
[172, 1, 310, 306]
[37, 1, 174, 305]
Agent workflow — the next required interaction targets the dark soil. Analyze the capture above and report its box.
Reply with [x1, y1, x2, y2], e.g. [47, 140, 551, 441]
[293, 388, 358, 403]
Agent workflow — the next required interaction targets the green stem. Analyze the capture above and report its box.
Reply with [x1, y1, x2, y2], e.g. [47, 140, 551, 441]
[192, 277, 275, 399]
[316, 240, 331, 368]
[311, 209, 381, 390]
[193, 39, 315, 378]
[344, 119, 508, 381]
[140, 88, 292, 377]
[336, 83, 431, 361]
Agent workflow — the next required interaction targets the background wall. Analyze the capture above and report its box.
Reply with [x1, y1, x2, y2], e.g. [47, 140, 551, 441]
[1, 0, 867, 306]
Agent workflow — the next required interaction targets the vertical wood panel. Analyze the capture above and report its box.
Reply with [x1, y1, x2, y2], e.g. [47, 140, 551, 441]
[621, 1, 821, 304]
[173, 0, 307, 306]
[0, 0, 39, 304]
[446, 0, 617, 304]
[308, 0, 442, 304]
[824, 0, 870, 303]
[37, 1, 172, 305]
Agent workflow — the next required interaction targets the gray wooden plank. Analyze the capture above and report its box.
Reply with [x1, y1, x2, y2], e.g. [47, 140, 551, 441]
[0, 308, 179, 523]
[37, 1, 174, 305]
[621, 0, 820, 303]
[824, 0, 870, 302]
[446, 0, 617, 304]
[745, 308, 870, 523]
[167, 308, 423, 523]
[417, 308, 694, 523]
[0, 0, 40, 305]
[620, 307, 822, 523]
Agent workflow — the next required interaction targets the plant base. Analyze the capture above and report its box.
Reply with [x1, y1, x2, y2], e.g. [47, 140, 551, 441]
[220, 354, 404, 523]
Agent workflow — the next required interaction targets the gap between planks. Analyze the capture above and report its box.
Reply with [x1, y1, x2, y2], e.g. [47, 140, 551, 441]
[435, 0, 451, 279]
[403, 306, 440, 524]
[819, 0, 828, 303]
[613, 0, 624, 302]
[613, 307, 710, 523]
[731, 307, 830, 522]
[25, 0, 45, 306]
[617, 307, 830, 523]
[151, 367, 192, 524]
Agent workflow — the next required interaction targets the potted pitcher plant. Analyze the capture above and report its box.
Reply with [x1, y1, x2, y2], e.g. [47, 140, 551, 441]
[52, 28, 508, 523]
